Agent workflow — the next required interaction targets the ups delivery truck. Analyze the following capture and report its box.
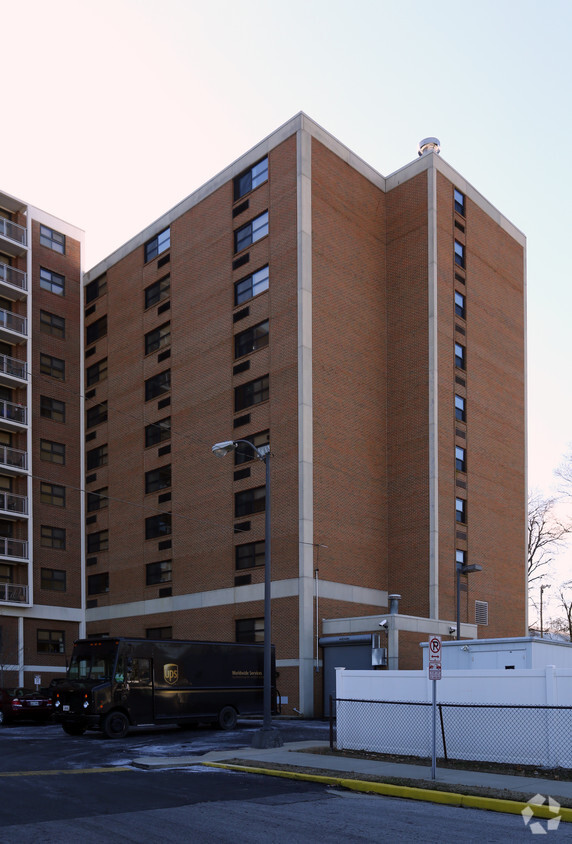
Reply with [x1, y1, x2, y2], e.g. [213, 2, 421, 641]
[54, 637, 277, 738]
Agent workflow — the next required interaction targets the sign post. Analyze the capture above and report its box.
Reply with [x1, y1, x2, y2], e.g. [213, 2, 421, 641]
[428, 636, 441, 780]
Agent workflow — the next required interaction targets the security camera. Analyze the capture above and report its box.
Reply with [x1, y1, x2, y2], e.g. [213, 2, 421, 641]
[379, 619, 388, 628]
[448, 626, 456, 634]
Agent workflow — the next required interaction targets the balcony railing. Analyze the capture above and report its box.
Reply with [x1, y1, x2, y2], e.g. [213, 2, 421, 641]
[0, 353, 27, 381]
[0, 218, 27, 247]
[0, 492, 27, 515]
[0, 537, 28, 559]
[0, 400, 27, 425]
[0, 308, 26, 337]
[0, 582, 28, 603]
[0, 262, 27, 292]
[0, 445, 27, 471]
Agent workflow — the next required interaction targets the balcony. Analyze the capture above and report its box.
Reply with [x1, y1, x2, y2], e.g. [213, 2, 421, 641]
[0, 262, 27, 300]
[0, 308, 26, 343]
[0, 399, 27, 429]
[0, 218, 27, 257]
[0, 492, 27, 517]
[0, 536, 28, 560]
[0, 353, 27, 387]
[0, 582, 28, 604]
[0, 445, 27, 473]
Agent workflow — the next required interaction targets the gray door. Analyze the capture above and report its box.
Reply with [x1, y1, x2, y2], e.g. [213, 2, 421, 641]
[322, 640, 372, 717]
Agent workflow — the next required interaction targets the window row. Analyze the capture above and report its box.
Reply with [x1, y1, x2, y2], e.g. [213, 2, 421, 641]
[234, 157, 268, 201]
[40, 225, 65, 255]
[234, 211, 268, 253]
[145, 227, 170, 263]
[40, 267, 65, 296]
[235, 375, 269, 412]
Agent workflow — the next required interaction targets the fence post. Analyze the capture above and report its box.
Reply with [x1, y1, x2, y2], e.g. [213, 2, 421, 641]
[438, 704, 447, 761]
[329, 695, 334, 750]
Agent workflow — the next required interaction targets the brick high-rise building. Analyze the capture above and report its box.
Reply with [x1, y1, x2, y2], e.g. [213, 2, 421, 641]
[0, 190, 84, 688]
[82, 115, 526, 716]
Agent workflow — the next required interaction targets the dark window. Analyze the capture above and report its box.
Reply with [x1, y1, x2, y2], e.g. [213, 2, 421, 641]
[455, 343, 465, 370]
[86, 402, 108, 428]
[234, 375, 269, 412]
[146, 626, 172, 639]
[41, 568, 66, 592]
[454, 189, 465, 216]
[144, 275, 170, 308]
[145, 513, 172, 539]
[86, 444, 108, 470]
[86, 315, 107, 346]
[87, 531, 108, 553]
[86, 358, 107, 386]
[146, 559, 172, 585]
[455, 395, 466, 422]
[40, 525, 66, 549]
[234, 212, 268, 253]
[87, 487, 108, 512]
[455, 446, 466, 472]
[145, 370, 171, 401]
[145, 465, 171, 494]
[145, 417, 171, 447]
[455, 291, 465, 319]
[87, 571, 109, 594]
[40, 396, 65, 423]
[40, 267, 65, 296]
[234, 265, 269, 306]
[454, 241, 465, 268]
[145, 322, 170, 355]
[235, 486, 265, 517]
[234, 157, 268, 201]
[234, 320, 269, 358]
[235, 431, 270, 465]
[40, 353, 65, 381]
[455, 497, 466, 523]
[85, 275, 107, 305]
[37, 629, 65, 653]
[235, 541, 265, 570]
[40, 225, 65, 254]
[40, 482, 66, 507]
[144, 228, 170, 262]
[40, 439, 66, 465]
[235, 617, 264, 643]
[40, 310, 65, 338]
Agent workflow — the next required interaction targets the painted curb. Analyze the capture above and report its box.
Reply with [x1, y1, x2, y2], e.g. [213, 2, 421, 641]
[201, 761, 572, 822]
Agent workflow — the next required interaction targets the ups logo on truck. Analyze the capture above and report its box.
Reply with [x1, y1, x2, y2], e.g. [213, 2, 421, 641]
[164, 663, 179, 685]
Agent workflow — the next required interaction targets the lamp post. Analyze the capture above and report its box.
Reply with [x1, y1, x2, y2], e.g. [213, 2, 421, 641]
[540, 583, 551, 639]
[456, 562, 482, 640]
[212, 439, 283, 748]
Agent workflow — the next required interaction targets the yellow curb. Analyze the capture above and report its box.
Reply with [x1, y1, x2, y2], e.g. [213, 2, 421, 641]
[201, 761, 572, 822]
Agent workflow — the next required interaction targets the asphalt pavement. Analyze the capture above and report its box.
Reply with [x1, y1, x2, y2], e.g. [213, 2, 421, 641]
[133, 738, 572, 821]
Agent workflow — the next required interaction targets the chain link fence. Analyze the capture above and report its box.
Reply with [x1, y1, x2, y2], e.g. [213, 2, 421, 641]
[331, 697, 572, 768]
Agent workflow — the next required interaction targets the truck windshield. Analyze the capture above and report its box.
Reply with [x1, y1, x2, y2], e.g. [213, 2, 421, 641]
[68, 641, 118, 682]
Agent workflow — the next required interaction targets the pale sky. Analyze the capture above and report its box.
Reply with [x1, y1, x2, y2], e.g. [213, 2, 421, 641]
[3, 0, 572, 600]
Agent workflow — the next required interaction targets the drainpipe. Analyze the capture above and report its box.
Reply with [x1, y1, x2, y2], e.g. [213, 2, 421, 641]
[387, 594, 401, 671]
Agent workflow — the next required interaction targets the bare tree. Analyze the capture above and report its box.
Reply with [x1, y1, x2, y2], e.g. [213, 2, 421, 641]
[545, 584, 572, 641]
[528, 493, 572, 588]
[555, 449, 572, 496]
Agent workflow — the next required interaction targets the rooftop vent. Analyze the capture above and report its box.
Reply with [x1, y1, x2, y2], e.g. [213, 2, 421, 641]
[418, 137, 441, 157]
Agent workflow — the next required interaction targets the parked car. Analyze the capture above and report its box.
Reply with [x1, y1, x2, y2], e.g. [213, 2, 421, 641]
[0, 688, 53, 725]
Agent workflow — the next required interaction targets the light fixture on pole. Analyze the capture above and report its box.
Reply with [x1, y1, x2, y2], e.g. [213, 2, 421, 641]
[540, 583, 551, 639]
[456, 562, 482, 640]
[212, 439, 283, 749]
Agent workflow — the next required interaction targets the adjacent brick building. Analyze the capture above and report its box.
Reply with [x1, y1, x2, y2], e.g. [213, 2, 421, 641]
[81, 114, 526, 716]
[0, 191, 84, 687]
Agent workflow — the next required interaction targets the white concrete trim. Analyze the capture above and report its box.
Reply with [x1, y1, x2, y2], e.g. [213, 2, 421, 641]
[85, 578, 387, 623]
[297, 128, 315, 716]
[427, 162, 439, 619]
[0, 604, 84, 622]
[322, 612, 478, 639]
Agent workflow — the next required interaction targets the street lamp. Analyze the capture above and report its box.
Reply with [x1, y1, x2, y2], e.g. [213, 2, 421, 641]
[456, 561, 482, 640]
[540, 583, 551, 639]
[212, 439, 283, 748]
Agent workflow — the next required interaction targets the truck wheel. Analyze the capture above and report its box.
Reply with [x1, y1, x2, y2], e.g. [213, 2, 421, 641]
[62, 722, 86, 736]
[218, 706, 237, 730]
[102, 711, 129, 739]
